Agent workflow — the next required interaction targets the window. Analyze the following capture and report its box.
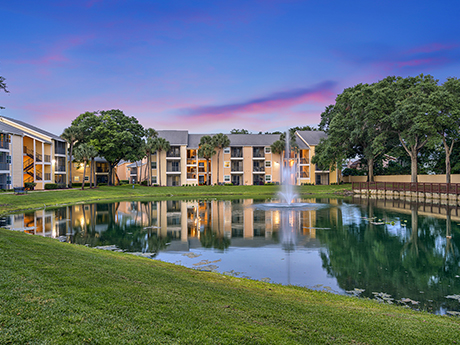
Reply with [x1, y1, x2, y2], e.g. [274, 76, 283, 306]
[223, 147, 230, 154]
[224, 161, 230, 168]
[74, 176, 80, 181]
[265, 160, 271, 167]
[265, 147, 271, 154]
[85, 176, 89, 181]
[224, 175, 230, 182]
[151, 161, 157, 169]
[6, 155, 11, 163]
[6, 175, 11, 184]
[152, 176, 157, 184]
[265, 175, 271, 182]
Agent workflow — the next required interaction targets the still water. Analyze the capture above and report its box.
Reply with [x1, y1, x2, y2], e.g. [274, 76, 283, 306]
[2, 197, 460, 315]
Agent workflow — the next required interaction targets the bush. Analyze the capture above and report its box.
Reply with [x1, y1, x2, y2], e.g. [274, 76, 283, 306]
[342, 168, 366, 177]
[24, 182, 36, 191]
[140, 180, 148, 186]
[98, 183, 107, 186]
[120, 180, 129, 184]
[72, 183, 82, 188]
[45, 183, 58, 190]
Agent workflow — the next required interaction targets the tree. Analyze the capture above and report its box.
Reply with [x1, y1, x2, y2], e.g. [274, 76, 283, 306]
[430, 77, 460, 183]
[0, 76, 8, 109]
[61, 125, 82, 188]
[71, 111, 100, 187]
[198, 135, 216, 185]
[92, 110, 145, 185]
[230, 129, 250, 134]
[212, 133, 230, 185]
[144, 128, 158, 186]
[73, 143, 98, 190]
[378, 74, 439, 183]
[151, 137, 170, 186]
[313, 82, 392, 182]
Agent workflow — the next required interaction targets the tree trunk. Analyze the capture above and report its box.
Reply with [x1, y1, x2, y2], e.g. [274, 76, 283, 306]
[217, 149, 220, 185]
[410, 151, 418, 183]
[108, 165, 113, 186]
[90, 157, 94, 188]
[368, 157, 374, 182]
[82, 160, 87, 190]
[442, 136, 454, 184]
[68, 144, 73, 188]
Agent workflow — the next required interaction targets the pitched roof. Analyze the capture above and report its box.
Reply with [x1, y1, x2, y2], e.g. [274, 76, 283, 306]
[295, 131, 327, 146]
[226, 134, 281, 146]
[0, 116, 65, 142]
[0, 121, 23, 136]
[157, 130, 189, 145]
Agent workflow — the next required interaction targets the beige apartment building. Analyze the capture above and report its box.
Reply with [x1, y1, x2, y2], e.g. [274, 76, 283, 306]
[148, 130, 339, 186]
[0, 116, 68, 190]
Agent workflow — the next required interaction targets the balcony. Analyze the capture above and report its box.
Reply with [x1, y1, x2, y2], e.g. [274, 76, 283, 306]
[55, 165, 66, 172]
[0, 141, 9, 150]
[167, 166, 181, 173]
[44, 173, 51, 180]
[231, 148, 243, 158]
[55, 147, 66, 155]
[44, 154, 51, 163]
[231, 163, 243, 172]
[167, 147, 181, 158]
[187, 173, 197, 179]
[187, 159, 197, 165]
[96, 167, 109, 173]
[253, 147, 264, 158]
[253, 166, 265, 172]
[0, 162, 9, 171]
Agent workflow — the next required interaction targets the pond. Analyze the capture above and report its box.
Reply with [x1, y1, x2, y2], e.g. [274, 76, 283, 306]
[2, 196, 460, 316]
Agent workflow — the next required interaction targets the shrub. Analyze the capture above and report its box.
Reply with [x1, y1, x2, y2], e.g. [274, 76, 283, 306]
[24, 182, 36, 191]
[140, 180, 148, 186]
[120, 180, 129, 184]
[45, 183, 58, 190]
[72, 183, 82, 188]
[342, 168, 366, 177]
[98, 183, 107, 186]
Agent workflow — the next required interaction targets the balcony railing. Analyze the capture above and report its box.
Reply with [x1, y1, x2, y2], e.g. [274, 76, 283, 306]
[0, 141, 9, 149]
[55, 165, 66, 172]
[96, 167, 109, 173]
[231, 149, 243, 158]
[55, 147, 66, 155]
[44, 155, 51, 163]
[187, 159, 196, 165]
[299, 157, 309, 165]
[0, 162, 9, 170]
[253, 166, 265, 172]
[300, 171, 309, 178]
[44, 173, 51, 181]
[187, 173, 197, 179]
[167, 166, 181, 172]
[253, 150, 264, 158]
[231, 165, 243, 172]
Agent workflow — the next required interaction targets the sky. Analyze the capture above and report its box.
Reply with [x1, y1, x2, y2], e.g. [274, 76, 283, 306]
[1, 0, 460, 135]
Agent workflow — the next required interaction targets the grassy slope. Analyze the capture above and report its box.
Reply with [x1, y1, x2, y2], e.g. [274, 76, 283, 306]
[0, 184, 351, 215]
[1, 230, 459, 344]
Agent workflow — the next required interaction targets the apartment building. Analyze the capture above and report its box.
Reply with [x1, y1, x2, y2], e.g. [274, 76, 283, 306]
[151, 130, 339, 186]
[0, 116, 68, 189]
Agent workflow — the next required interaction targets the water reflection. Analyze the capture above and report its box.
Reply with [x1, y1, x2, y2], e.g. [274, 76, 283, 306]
[3, 197, 460, 315]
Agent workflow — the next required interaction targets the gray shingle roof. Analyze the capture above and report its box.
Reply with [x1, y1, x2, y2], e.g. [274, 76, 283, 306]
[0, 121, 23, 136]
[157, 130, 189, 145]
[0, 116, 65, 142]
[295, 131, 327, 146]
[187, 133, 281, 148]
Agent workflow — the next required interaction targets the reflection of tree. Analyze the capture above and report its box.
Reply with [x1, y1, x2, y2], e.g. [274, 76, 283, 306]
[200, 225, 230, 251]
[316, 203, 460, 312]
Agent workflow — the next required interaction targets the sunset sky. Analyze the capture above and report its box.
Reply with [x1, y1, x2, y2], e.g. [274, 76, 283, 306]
[1, 0, 460, 135]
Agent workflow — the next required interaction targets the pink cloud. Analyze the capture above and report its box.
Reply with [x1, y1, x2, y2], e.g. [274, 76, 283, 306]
[181, 81, 337, 121]
[405, 43, 458, 55]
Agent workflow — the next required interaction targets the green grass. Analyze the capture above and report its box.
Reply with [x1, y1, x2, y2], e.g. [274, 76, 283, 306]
[0, 229, 459, 344]
[0, 184, 352, 215]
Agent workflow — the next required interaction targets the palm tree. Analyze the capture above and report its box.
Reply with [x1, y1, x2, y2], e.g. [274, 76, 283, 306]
[152, 137, 170, 186]
[61, 125, 81, 188]
[198, 135, 216, 186]
[73, 143, 98, 190]
[145, 128, 158, 186]
[212, 133, 230, 185]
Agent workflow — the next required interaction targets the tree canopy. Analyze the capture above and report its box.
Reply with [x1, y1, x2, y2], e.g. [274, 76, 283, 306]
[0, 76, 9, 109]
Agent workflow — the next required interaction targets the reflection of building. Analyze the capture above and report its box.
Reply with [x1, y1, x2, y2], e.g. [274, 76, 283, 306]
[0, 116, 68, 189]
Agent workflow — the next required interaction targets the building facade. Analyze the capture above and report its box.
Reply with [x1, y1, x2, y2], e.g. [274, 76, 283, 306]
[0, 116, 68, 190]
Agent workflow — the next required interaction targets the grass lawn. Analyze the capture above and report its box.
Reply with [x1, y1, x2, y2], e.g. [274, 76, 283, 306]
[1, 229, 459, 344]
[0, 184, 352, 215]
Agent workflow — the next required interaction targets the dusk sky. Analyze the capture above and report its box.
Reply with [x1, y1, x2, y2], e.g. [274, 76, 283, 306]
[1, 0, 460, 136]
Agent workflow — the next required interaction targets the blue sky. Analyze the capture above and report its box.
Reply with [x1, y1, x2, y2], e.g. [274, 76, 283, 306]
[1, 0, 460, 135]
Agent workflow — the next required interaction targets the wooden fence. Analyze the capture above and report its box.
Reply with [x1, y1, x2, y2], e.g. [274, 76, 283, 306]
[352, 182, 460, 195]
